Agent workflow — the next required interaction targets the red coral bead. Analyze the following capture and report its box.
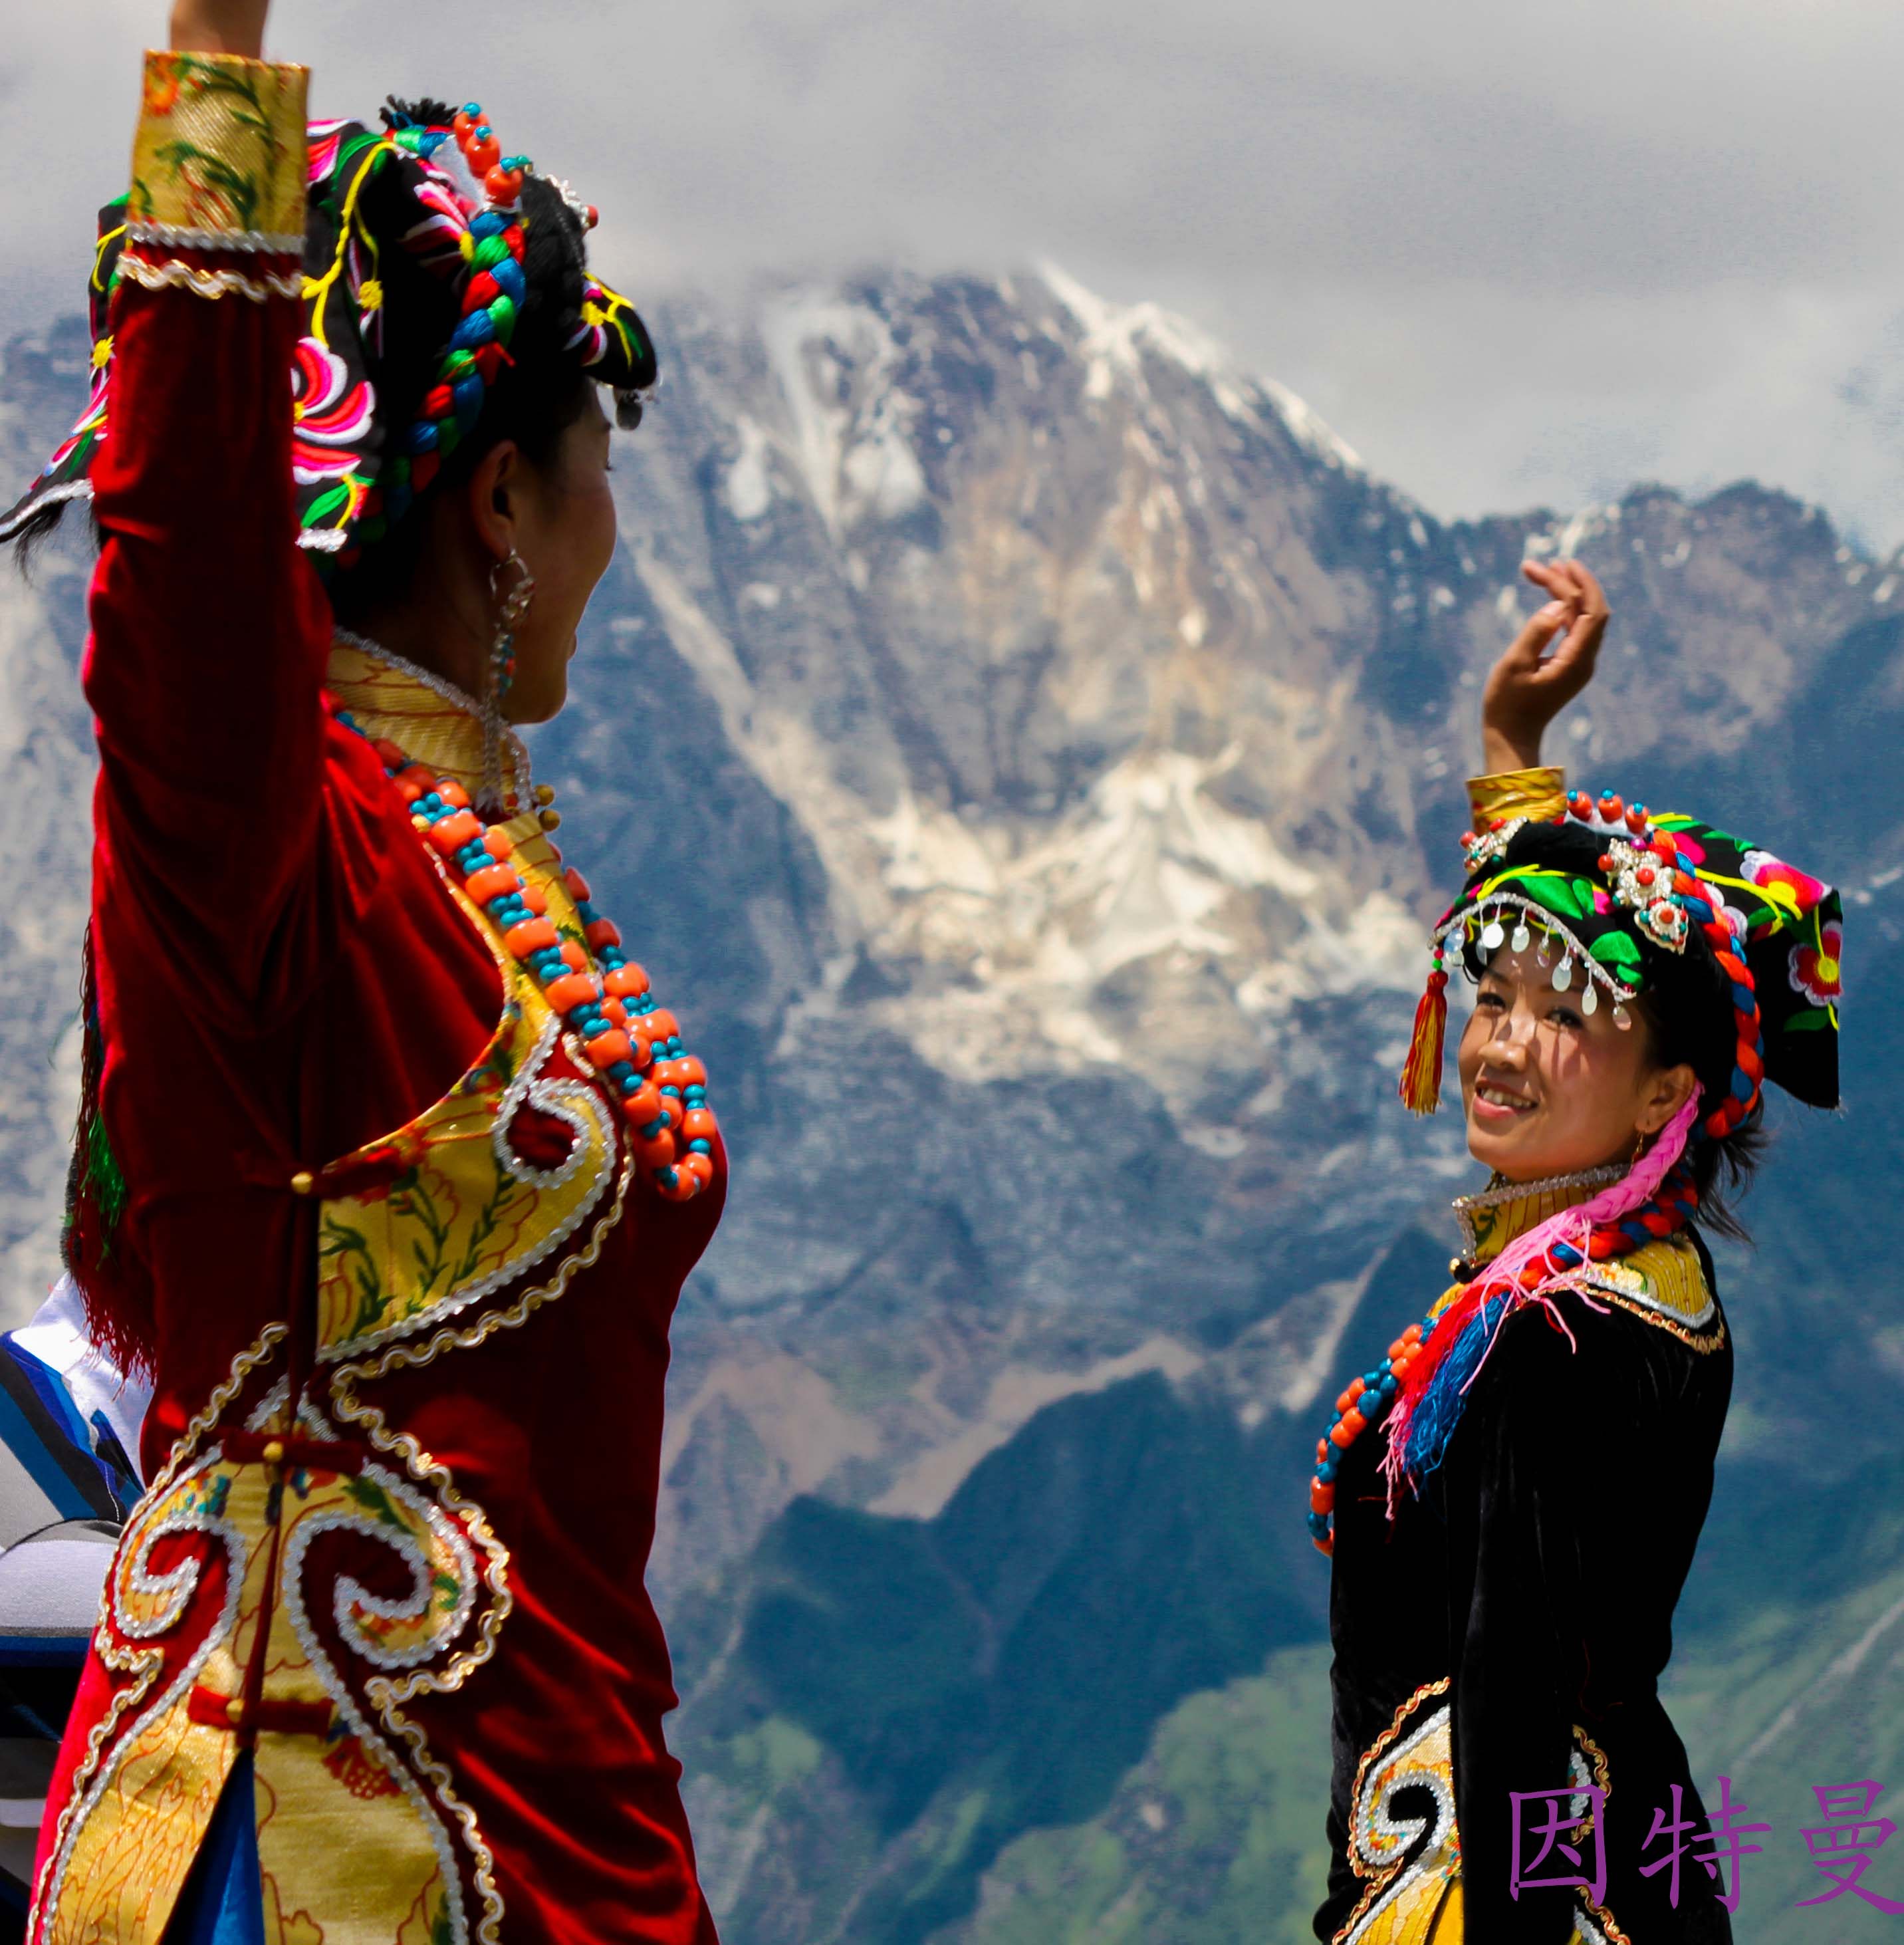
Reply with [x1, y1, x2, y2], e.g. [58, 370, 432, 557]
[452, 110, 476, 140]
[481, 827, 515, 860]
[1310, 1480, 1336, 1515]
[605, 964, 650, 1000]
[622, 1080, 662, 1125]
[643, 1009, 680, 1043]
[584, 918, 622, 951]
[655, 1169, 701, 1204]
[636, 1128, 677, 1169]
[679, 1152, 716, 1190]
[485, 165, 525, 204]
[584, 1029, 633, 1070]
[544, 972, 598, 1014]
[517, 880, 548, 915]
[1328, 1422, 1356, 1450]
[564, 867, 592, 904]
[1340, 1408, 1368, 1438]
[467, 134, 501, 173]
[673, 1056, 708, 1089]
[466, 864, 518, 902]
[429, 809, 482, 854]
[682, 1108, 718, 1143]
[601, 996, 628, 1027]
[504, 917, 558, 956]
[558, 940, 589, 972]
[372, 738, 408, 769]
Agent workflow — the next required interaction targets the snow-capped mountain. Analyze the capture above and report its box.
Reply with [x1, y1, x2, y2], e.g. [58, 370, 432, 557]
[1, 269, 1899, 1942]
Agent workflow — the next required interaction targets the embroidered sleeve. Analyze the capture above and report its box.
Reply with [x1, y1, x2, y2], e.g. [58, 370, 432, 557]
[82, 49, 333, 1000]
[122, 49, 308, 301]
[1467, 764, 1566, 831]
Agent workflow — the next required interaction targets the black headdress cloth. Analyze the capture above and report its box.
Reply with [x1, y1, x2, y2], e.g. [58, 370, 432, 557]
[0, 106, 657, 567]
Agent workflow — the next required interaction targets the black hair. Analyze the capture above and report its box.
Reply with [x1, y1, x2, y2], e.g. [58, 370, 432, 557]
[328, 109, 606, 626]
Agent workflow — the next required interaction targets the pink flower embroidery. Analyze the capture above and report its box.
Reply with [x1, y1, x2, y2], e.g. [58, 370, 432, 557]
[291, 337, 374, 485]
[1790, 921, 1843, 1008]
[1742, 849, 1828, 918]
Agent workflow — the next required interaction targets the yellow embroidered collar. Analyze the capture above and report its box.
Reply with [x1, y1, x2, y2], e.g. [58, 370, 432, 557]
[327, 634, 536, 819]
[1452, 1164, 1627, 1264]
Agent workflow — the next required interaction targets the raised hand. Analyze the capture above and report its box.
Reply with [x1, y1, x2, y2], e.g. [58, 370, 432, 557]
[1480, 557, 1609, 773]
[168, 0, 269, 57]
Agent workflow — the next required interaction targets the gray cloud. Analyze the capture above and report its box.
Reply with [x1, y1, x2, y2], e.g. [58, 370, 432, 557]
[9, 0, 1904, 542]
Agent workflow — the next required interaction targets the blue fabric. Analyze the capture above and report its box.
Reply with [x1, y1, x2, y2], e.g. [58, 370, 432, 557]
[162, 1753, 263, 1945]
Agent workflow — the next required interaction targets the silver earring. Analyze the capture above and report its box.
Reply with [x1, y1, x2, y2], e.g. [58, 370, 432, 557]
[483, 550, 536, 817]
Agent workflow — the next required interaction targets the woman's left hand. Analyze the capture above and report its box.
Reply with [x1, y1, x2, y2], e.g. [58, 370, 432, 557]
[1479, 557, 1609, 773]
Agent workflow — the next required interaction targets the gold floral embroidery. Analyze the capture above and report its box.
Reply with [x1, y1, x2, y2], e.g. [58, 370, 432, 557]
[130, 50, 308, 250]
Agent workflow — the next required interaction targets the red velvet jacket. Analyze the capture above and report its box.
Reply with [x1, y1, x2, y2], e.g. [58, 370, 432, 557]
[31, 55, 723, 1945]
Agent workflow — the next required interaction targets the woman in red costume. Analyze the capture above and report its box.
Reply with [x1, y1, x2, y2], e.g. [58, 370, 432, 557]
[1, 0, 726, 1938]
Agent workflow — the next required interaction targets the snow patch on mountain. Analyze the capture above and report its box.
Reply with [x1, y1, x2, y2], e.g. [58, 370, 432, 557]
[756, 293, 927, 537]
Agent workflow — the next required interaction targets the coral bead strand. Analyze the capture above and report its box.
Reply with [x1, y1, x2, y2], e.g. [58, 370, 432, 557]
[349, 723, 717, 1202]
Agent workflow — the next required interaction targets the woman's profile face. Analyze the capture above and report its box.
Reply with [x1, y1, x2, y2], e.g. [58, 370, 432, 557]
[1456, 943, 1690, 1182]
[501, 394, 618, 725]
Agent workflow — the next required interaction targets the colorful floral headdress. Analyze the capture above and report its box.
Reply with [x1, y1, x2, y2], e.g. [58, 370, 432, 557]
[1401, 785, 1843, 1138]
[0, 99, 658, 569]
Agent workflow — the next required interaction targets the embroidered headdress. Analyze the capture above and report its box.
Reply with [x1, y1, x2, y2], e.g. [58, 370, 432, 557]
[1401, 785, 1842, 1135]
[0, 98, 657, 570]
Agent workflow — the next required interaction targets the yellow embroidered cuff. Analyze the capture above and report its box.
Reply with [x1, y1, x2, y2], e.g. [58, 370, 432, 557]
[129, 49, 308, 255]
[1467, 765, 1566, 831]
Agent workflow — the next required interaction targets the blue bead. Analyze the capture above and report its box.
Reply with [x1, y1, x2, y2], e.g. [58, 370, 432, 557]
[599, 948, 625, 968]
[1318, 1456, 1338, 1482]
[608, 1061, 635, 1082]
[655, 1166, 679, 1189]
[659, 1085, 681, 1099]
[1307, 1512, 1329, 1537]
[1363, 1370, 1381, 1390]
[577, 902, 598, 923]
[688, 1139, 713, 1156]
[684, 1087, 707, 1105]
[641, 1117, 669, 1139]
[462, 100, 483, 116]
[1378, 1372, 1397, 1395]
[633, 997, 657, 1015]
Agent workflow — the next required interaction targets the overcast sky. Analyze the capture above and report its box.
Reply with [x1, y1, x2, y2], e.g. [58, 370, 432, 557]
[11, 0, 1904, 548]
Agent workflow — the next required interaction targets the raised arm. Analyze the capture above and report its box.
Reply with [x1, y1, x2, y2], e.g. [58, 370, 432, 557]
[1479, 558, 1609, 775]
[84, 0, 333, 1000]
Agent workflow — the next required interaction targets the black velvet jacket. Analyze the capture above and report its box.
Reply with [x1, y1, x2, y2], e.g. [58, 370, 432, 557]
[1315, 1182, 1735, 1944]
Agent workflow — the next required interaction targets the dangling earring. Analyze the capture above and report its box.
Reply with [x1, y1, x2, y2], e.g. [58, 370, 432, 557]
[1630, 1127, 1649, 1166]
[482, 549, 535, 817]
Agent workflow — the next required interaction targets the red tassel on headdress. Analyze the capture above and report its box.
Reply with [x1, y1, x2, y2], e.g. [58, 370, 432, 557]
[1399, 966, 1449, 1115]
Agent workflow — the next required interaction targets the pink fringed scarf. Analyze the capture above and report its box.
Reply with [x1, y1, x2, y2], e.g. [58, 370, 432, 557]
[1379, 1088, 1705, 1513]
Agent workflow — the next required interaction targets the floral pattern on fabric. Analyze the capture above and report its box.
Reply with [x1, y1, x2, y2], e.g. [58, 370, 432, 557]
[290, 336, 375, 484]
[129, 51, 308, 246]
[1790, 917, 1844, 1010]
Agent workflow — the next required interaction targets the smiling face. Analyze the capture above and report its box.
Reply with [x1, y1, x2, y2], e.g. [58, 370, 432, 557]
[1457, 944, 1699, 1182]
